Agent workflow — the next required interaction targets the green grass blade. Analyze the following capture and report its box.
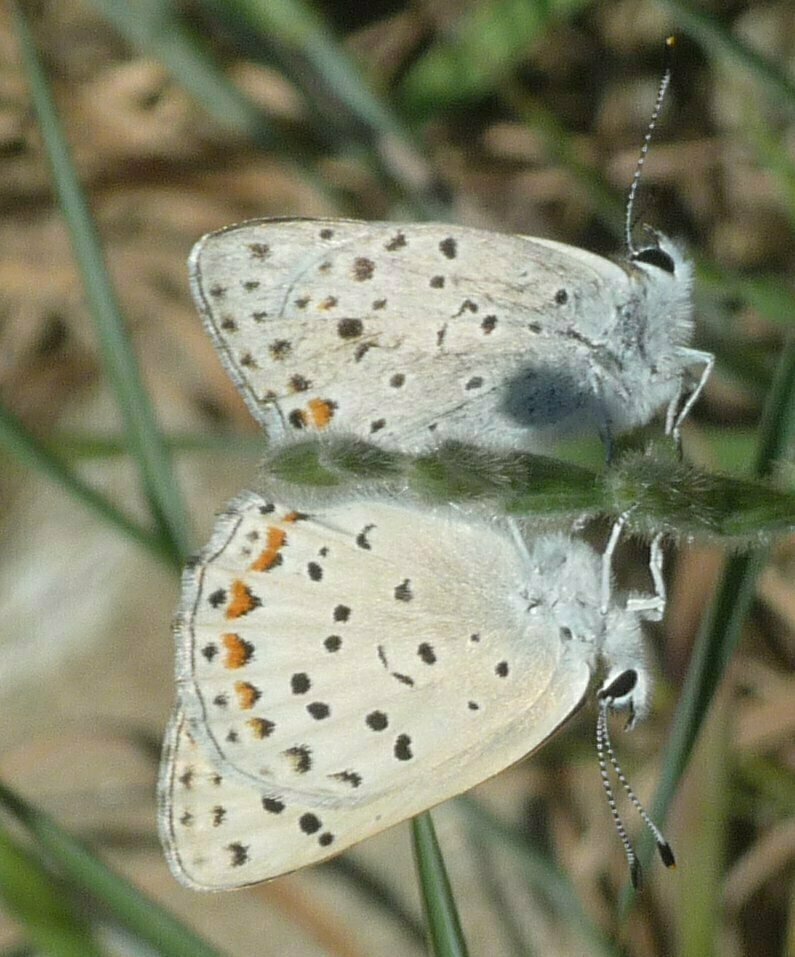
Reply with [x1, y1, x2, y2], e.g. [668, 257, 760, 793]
[0, 822, 103, 957]
[0, 781, 224, 957]
[754, 336, 795, 474]
[52, 430, 264, 462]
[605, 446, 795, 546]
[651, 549, 765, 825]
[229, 0, 390, 127]
[411, 813, 470, 957]
[0, 402, 174, 566]
[676, 709, 729, 957]
[656, 0, 795, 109]
[262, 436, 795, 546]
[12, 2, 191, 564]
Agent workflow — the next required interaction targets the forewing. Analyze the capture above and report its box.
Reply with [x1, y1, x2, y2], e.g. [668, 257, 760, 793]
[190, 219, 628, 447]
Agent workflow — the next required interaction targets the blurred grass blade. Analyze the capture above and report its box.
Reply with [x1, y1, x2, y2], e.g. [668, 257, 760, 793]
[0, 781, 224, 957]
[206, 0, 444, 216]
[459, 797, 620, 957]
[501, 85, 627, 235]
[754, 337, 795, 473]
[0, 402, 174, 566]
[657, 0, 795, 109]
[467, 834, 534, 957]
[697, 261, 795, 332]
[745, 118, 795, 232]
[624, 338, 795, 913]
[89, 0, 278, 151]
[327, 857, 426, 945]
[411, 813, 469, 957]
[225, 0, 406, 134]
[675, 706, 729, 957]
[0, 821, 103, 957]
[89, 0, 410, 211]
[12, 2, 190, 565]
[53, 429, 265, 461]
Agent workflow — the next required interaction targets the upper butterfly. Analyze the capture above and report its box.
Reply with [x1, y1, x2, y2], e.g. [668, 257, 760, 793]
[189, 218, 713, 455]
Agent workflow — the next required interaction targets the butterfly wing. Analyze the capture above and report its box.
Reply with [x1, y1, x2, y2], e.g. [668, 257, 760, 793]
[159, 704, 575, 890]
[161, 492, 592, 887]
[189, 219, 635, 448]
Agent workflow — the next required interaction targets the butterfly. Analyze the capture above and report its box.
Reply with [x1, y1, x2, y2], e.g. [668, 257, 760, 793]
[189, 218, 713, 458]
[158, 490, 658, 889]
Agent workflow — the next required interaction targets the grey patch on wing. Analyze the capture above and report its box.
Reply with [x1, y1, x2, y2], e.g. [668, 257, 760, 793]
[500, 363, 592, 428]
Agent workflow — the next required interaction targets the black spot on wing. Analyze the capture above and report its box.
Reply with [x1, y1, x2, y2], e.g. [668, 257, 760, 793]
[291, 673, 311, 694]
[394, 734, 413, 761]
[439, 237, 457, 259]
[227, 842, 249, 867]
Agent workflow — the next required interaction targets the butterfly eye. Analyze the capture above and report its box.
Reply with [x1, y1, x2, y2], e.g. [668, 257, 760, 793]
[598, 668, 638, 705]
[632, 247, 676, 274]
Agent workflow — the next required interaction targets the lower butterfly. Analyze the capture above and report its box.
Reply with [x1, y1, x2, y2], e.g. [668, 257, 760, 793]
[158, 490, 659, 890]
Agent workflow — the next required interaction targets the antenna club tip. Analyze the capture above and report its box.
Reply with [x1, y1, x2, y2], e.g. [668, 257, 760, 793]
[666, 35, 676, 48]
[658, 842, 676, 868]
[630, 859, 643, 890]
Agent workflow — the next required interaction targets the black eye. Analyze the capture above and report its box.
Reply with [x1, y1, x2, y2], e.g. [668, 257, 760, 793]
[632, 247, 676, 274]
[599, 669, 637, 701]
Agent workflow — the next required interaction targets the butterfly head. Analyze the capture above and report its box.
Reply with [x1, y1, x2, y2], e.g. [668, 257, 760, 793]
[598, 606, 653, 730]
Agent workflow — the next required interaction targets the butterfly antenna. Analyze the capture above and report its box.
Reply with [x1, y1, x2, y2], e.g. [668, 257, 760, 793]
[598, 697, 676, 876]
[597, 702, 642, 888]
[625, 36, 676, 258]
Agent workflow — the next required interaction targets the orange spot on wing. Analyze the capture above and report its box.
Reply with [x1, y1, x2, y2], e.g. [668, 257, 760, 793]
[251, 526, 286, 572]
[247, 717, 275, 738]
[222, 633, 254, 669]
[225, 579, 260, 619]
[307, 397, 334, 428]
[234, 681, 261, 710]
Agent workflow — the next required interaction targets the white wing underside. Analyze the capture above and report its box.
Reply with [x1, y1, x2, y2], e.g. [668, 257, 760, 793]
[160, 492, 592, 888]
[190, 219, 638, 448]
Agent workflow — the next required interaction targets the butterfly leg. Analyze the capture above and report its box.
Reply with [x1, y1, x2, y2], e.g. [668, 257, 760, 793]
[600, 510, 631, 614]
[626, 532, 666, 620]
[667, 349, 715, 449]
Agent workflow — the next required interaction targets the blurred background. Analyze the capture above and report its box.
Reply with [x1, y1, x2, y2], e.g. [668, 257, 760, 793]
[0, 1, 793, 955]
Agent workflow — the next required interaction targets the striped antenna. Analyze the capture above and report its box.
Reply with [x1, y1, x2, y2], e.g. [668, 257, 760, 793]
[625, 36, 676, 257]
[596, 670, 676, 887]
[597, 704, 642, 888]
